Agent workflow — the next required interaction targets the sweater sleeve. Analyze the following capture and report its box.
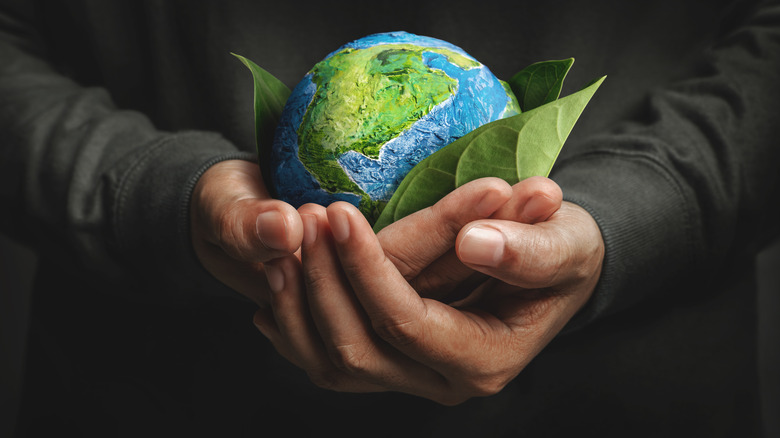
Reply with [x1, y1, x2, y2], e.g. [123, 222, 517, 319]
[0, 5, 253, 300]
[554, 0, 780, 331]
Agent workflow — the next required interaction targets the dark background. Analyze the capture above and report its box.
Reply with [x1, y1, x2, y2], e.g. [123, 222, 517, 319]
[2, 232, 779, 436]
[1, 0, 778, 435]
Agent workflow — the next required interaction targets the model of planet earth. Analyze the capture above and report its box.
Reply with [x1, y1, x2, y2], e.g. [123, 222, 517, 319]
[271, 31, 521, 223]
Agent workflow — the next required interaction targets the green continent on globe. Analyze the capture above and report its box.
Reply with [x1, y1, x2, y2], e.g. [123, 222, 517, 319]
[296, 44, 480, 217]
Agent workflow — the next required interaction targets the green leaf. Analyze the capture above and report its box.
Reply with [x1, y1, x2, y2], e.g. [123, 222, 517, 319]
[508, 58, 574, 112]
[373, 75, 605, 233]
[455, 126, 522, 187]
[232, 53, 291, 194]
[372, 140, 468, 231]
[394, 168, 456, 220]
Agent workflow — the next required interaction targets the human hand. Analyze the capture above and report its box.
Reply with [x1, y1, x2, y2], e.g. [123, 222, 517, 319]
[376, 176, 564, 301]
[253, 190, 603, 405]
[190, 160, 303, 305]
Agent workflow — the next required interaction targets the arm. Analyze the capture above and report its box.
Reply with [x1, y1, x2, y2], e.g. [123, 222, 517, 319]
[251, 2, 780, 403]
[0, 5, 299, 301]
[552, 1, 780, 329]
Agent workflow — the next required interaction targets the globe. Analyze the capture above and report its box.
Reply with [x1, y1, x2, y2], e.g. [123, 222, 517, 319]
[271, 31, 521, 223]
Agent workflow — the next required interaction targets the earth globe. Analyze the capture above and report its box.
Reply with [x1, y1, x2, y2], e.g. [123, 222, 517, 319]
[271, 31, 521, 223]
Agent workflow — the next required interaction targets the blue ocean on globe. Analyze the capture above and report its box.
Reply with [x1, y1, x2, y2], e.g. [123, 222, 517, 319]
[271, 31, 520, 222]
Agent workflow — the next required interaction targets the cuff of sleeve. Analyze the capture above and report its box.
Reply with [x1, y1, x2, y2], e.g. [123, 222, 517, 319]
[551, 150, 702, 333]
[113, 131, 257, 302]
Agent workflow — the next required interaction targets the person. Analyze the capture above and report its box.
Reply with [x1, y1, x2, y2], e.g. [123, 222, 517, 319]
[1, 0, 778, 436]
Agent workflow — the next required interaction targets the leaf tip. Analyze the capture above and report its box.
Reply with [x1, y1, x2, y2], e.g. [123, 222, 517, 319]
[231, 52, 252, 68]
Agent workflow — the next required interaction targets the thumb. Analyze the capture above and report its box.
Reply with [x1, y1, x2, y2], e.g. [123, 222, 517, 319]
[190, 159, 304, 264]
[210, 198, 304, 263]
[384, 176, 563, 298]
[377, 177, 512, 279]
[455, 203, 602, 289]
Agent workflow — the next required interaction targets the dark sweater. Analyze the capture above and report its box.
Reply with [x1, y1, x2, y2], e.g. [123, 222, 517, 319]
[2, 0, 779, 436]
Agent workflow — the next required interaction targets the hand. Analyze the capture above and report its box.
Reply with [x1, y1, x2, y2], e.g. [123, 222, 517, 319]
[253, 184, 603, 405]
[190, 160, 303, 305]
[377, 176, 564, 301]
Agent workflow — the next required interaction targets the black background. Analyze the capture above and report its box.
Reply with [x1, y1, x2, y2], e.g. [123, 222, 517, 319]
[2, 0, 779, 435]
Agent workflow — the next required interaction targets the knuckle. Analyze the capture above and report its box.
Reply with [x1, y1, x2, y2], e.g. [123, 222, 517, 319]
[383, 250, 417, 280]
[410, 266, 469, 299]
[372, 318, 420, 347]
[430, 379, 504, 406]
[213, 203, 261, 261]
[214, 205, 249, 258]
[436, 393, 471, 406]
[433, 207, 465, 242]
[307, 369, 342, 391]
[448, 372, 511, 401]
[503, 232, 561, 287]
[428, 200, 469, 244]
[214, 205, 239, 246]
[327, 343, 372, 376]
[303, 265, 332, 293]
[449, 360, 517, 400]
[468, 376, 508, 397]
[527, 175, 558, 195]
[384, 250, 442, 284]
[410, 272, 444, 298]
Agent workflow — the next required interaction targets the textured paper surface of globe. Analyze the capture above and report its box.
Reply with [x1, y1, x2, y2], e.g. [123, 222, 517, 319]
[271, 31, 521, 222]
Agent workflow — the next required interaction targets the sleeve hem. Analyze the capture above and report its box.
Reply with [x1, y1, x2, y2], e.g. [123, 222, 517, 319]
[552, 150, 703, 333]
[113, 130, 257, 302]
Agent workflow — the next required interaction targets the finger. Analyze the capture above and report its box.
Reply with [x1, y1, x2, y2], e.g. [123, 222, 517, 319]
[252, 305, 301, 365]
[299, 204, 376, 362]
[192, 161, 303, 263]
[263, 255, 325, 369]
[492, 176, 562, 223]
[214, 198, 303, 263]
[328, 202, 529, 402]
[409, 250, 488, 302]
[260, 242, 386, 393]
[335, 202, 575, 404]
[455, 202, 603, 289]
[252, 306, 279, 340]
[378, 177, 512, 280]
[189, 241, 270, 305]
[328, 203, 476, 362]
[407, 177, 562, 298]
[303, 203, 450, 397]
[328, 202, 430, 337]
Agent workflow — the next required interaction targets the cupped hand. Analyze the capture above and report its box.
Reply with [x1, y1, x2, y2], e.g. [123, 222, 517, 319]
[377, 176, 564, 301]
[254, 186, 603, 405]
[190, 159, 303, 305]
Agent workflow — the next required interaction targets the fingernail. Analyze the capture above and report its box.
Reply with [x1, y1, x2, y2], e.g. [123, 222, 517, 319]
[458, 226, 504, 267]
[520, 195, 548, 223]
[329, 208, 351, 243]
[301, 214, 318, 246]
[264, 261, 284, 293]
[256, 211, 286, 250]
